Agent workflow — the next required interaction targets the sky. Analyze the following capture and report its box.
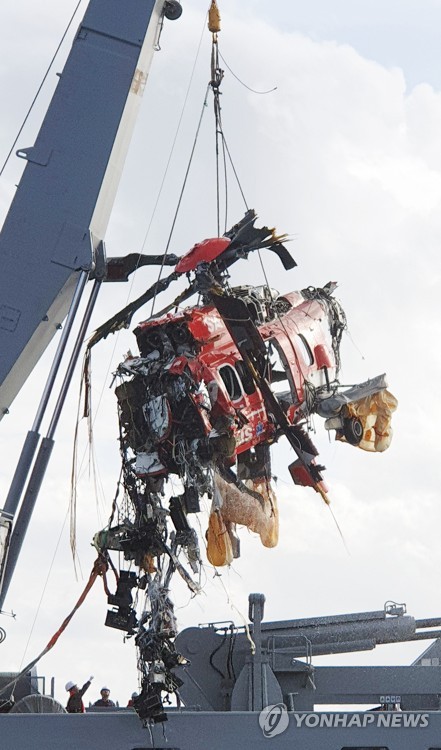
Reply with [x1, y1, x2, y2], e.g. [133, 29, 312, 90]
[0, 0, 441, 709]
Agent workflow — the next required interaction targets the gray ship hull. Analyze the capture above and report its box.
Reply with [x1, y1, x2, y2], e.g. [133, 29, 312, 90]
[1, 709, 440, 750]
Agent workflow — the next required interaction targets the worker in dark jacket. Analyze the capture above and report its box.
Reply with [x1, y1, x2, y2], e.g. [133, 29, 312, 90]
[93, 687, 116, 707]
[127, 691, 139, 708]
[65, 676, 93, 713]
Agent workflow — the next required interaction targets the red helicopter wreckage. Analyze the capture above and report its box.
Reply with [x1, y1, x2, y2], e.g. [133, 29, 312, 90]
[87, 208, 396, 722]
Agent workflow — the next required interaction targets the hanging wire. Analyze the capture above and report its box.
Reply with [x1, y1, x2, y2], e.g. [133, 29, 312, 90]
[219, 50, 277, 95]
[126, 10, 209, 311]
[18, 507, 70, 672]
[150, 84, 210, 316]
[220, 126, 229, 232]
[219, 132, 248, 212]
[209, 22, 251, 235]
[0, 0, 84, 177]
[151, 0, 262, 313]
[210, 30, 224, 236]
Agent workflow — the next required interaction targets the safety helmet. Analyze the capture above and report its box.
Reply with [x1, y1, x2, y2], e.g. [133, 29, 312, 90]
[65, 681, 76, 692]
[101, 686, 110, 692]
[131, 692, 139, 699]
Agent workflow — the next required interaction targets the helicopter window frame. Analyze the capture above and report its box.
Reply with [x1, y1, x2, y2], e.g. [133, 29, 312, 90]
[267, 338, 299, 404]
[296, 333, 314, 366]
[219, 364, 244, 402]
[235, 360, 256, 396]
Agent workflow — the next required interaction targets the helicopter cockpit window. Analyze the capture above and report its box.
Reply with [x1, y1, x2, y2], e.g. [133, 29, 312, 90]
[296, 334, 314, 366]
[235, 360, 256, 395]
[266, 339, 298, 404]
[219, 364, 243, 401]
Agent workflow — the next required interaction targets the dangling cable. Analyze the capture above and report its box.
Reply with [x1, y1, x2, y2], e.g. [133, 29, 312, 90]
[125, 10, 210, 316]
[0, 0, 84, 177]
[150, 85, 210, 316]
[209, 7, 224, 236]
[220, 133, 248, 214]
[208, 2, 249, 233]
[218, 50, 277, 95]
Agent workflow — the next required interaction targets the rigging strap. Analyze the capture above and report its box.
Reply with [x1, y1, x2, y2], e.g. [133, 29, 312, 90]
[0, 556, 109, 700]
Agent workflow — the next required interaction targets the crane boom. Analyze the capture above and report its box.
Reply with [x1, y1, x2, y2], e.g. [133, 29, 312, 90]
[0, 0, 167, 421]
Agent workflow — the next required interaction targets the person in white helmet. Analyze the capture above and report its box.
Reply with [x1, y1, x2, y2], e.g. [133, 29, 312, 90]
[93, 686, 115, 707]
[65, 676, 93, 713]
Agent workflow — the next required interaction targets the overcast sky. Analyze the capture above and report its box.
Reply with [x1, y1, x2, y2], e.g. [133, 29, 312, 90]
[0, 0, 441, 708]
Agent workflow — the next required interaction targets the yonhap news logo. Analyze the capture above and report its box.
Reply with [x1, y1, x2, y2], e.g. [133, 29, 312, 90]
[291, 713, 430, 729]
[259, 704, 289, 738]
[258, 707, 430, 737]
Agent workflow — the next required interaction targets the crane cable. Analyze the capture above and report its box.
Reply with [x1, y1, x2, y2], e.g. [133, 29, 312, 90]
[208, 1, 276, 313]
[208, 0, 287, 401]
[0, 0, 84, 178]
[209, 0, 248, 236]
[150, 1, 229, 315]
[209, 2, 225, 236]
[208, 6, 302, 394]
[150, 85, 211, 317]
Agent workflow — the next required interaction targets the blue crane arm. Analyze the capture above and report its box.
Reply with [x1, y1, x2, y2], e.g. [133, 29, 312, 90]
[0, 0, 166, 420]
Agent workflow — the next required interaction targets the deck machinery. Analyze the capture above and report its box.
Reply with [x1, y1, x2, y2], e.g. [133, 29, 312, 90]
[3, 594, 441, 748]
